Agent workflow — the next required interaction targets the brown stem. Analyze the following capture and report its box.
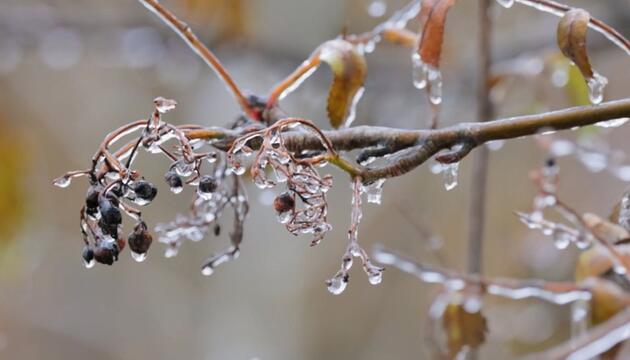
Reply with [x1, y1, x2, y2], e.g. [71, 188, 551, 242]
[137, 0, 255, 119]
[467, 0, 494, 279]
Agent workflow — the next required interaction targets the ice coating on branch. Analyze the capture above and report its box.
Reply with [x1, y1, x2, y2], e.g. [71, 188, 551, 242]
[571, 299, 590, 343]
[53, 175, 72, 188]
[326, 178, 384, 294]
[227, 120, 333, 246]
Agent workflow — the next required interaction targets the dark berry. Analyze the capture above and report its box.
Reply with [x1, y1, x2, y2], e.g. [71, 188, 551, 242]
[213, 224, 221, 236]
[82, 246, 94, 263]
[132, 180, 158, 202]
[128, 224, 153, 254]
[93, 241, 119, 265]
[85, 185, 102, 210]
[98, 219, 119, 239]
[164, 171, 183, 189]
[274, 192, 295, 213]
[198, 175, 218, 194]
[99, 198, 122, 225]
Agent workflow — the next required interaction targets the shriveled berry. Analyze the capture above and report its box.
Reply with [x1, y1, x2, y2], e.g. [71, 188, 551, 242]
[93, 241, 119, 265]
[164, 171, 183, 188]
[198, 175, 217, 194]
[274, 192, 295, 213]
[128, 225, 153, 254]
[132, 180, 158, 202]
[99, 198, 122, 225]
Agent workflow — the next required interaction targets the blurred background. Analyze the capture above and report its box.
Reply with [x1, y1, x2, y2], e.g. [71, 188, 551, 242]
[1, 0, 630, 359]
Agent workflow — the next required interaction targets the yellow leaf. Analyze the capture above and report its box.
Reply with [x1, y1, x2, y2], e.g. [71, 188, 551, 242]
[318, 39, 367, 129]
[442, 301, 488, 359]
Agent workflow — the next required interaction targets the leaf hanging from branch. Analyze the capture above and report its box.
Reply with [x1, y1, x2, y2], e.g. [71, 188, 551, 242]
[417, 0, 456, 69]
[442, 301, 488, 359]
[557, 8, 608, 104]
[318, 39, 367, 129]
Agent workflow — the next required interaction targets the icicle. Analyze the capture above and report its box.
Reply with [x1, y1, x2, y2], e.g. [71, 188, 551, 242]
[361, 179, 386, 204]
[571, 299, 590, 342]
[412, 53, 427, 89]
[587, 72, 608, 104]
[443, 162, 459, 191]
[427, 67, 443, 105]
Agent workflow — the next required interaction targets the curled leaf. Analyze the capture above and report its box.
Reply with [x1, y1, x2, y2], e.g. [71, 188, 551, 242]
[557, 8, 608, 103]
[417, 0, 456, 69]
[442, 301, 488, 359]
[318, 39, 367, 129]
[557, 9, 593, 79]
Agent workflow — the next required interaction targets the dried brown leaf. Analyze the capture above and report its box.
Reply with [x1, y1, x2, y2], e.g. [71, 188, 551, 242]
[442, 302, 488, 359]
[319, 39, 367, 129]
[417, 0, 457, 68]
[557, 8, 594, 80]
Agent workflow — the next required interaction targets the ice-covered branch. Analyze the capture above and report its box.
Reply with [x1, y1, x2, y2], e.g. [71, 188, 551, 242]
[187, 99, 630, 182]
[525, 307, 630, 360]
[373, 246, 591, 305]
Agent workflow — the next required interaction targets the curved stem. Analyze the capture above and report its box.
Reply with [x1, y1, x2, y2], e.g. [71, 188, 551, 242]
[138, 0, 254, 119]
[514, 0, 630, 57]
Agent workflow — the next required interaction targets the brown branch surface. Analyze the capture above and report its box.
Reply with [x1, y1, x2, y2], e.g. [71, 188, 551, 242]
[186, 99, 630, 181]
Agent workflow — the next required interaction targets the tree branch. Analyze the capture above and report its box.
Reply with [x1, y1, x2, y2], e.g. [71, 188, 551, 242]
[186, 99, 630, 181]
[138, 0, 255, 119]
[525, 307, 630, 360]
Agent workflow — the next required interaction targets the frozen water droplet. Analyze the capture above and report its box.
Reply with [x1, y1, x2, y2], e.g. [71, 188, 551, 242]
[367, 0, 387, 18]
[229, 165, 246, 176]
[165, 246, 179, 258]
[496, 0, 514, 8]
[427, 67, 443, 105]
[368, 270, 383, 285]
[554, 232, 571, 250]
[326, 274, 348, 295]
[83, 258, 95, 269]
[411, 53, 427, 89]
[197, 189, 213, 201]
[486, 140, 505, 151]
[174, 161, 194, 177]
[595, 117, 629, 129]
[464, 296, 482, 313]
[277, 211, 292, 224]
[587, 72, 608, 104]
[53, 175, 71, 188]
[132, 197, 151, 206]
[131, 251, 147, 262]
[170, 185, 183, 194]
[201, 266, 214, 276]
[154, 97, 177, 113]
[614, 263, 627, 275]
[550, 139, 575, 157]
[361, 179, 386, 204]
[443, 162, 459, 191]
